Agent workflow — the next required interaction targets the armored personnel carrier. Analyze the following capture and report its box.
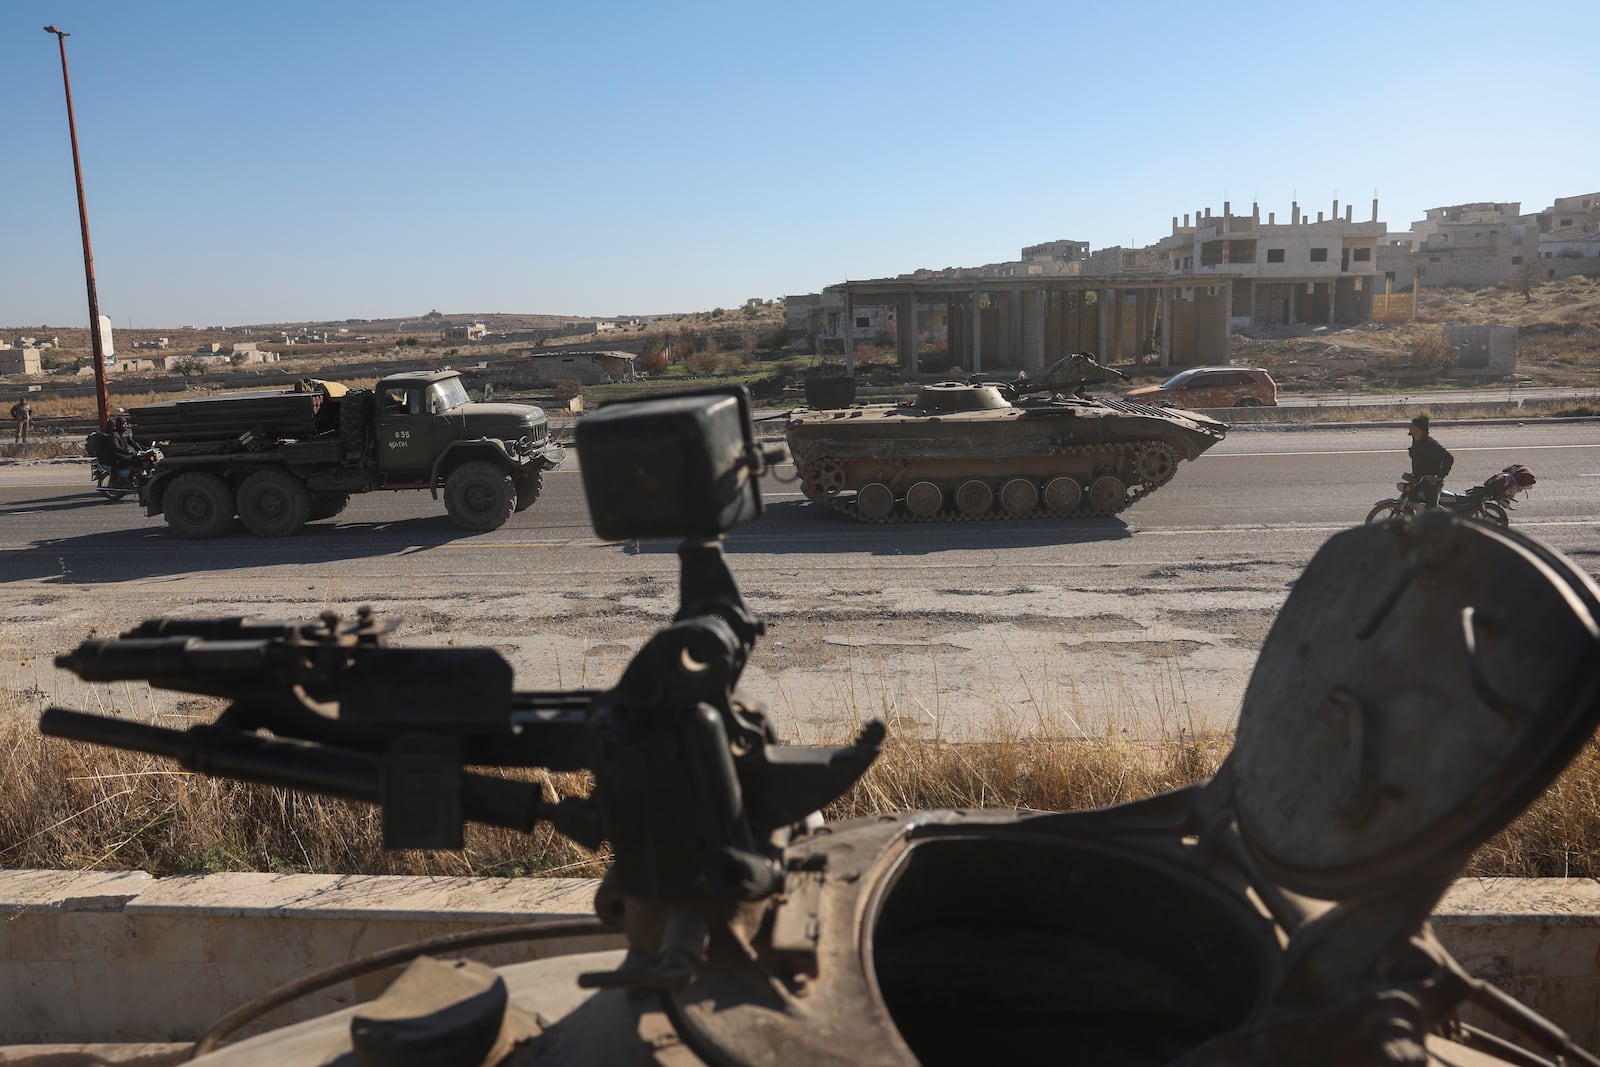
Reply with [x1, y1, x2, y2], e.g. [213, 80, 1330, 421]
[785, 356, 1228, 522]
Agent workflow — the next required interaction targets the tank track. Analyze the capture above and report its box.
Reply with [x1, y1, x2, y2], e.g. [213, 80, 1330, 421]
[798, 440, 1181, 524]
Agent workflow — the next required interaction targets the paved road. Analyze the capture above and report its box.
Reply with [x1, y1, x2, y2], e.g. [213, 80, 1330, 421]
[3, 423, 1596, 741]
[1274, 383, 1600, 409]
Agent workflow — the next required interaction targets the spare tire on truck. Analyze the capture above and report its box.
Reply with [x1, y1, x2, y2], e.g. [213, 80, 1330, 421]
[339, 388, 375, 457]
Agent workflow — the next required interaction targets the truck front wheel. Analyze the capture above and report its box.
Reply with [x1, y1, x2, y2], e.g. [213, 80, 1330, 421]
[164, 472, 235, 539]
[444, 461, 516, 531]
[513, 469, 543, 513]
[237, 469, 311, 537]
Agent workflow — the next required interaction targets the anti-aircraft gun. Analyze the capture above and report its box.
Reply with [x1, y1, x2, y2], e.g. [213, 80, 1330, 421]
[40, 387, 1600, 1065]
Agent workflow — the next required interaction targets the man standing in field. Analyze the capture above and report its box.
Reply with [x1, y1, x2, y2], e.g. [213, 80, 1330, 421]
[10, 397, 31, 443]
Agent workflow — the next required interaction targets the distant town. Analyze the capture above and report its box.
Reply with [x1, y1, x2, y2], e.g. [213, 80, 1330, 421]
[4, 189, 1596, 382]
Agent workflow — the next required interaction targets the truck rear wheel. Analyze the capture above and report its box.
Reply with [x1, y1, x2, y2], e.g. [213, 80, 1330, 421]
[513, 469, 543, 513]
[445, 461, 516, 531]
[237, 469, 311, 537]
[308, 493, 352, 521]
[164, 472, 235, 539]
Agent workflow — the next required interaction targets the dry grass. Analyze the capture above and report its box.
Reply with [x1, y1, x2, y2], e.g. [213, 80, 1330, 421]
[5, 710, 1598, 880]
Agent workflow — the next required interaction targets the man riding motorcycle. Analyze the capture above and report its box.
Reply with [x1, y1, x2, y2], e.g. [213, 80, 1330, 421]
[97, 414, 152, 490]
[1406, 413, 1454, 509]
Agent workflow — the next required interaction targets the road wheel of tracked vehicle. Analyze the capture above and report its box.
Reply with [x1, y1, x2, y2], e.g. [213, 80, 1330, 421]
[803, 456, 847, 500]
[164, 472, 235, 539]
[999, 478, 1038, 516]
[513, 468, 544, 513]
[307, 493, 351, 521]
[955, 479, 993, 517]
[1477, 501, 1509, 528]
[339, 388, 375, 456]
[445, 461, 517, 531]
[237, 469, 311, 537]
[1132, 443, 1179, 485]
[905, 480, 943, 519]
[1088, 475, 1126, 515]
[857, 482, 895, 521]
[1043, 476, 1081, 515]
[1365, 500, 1405, 524]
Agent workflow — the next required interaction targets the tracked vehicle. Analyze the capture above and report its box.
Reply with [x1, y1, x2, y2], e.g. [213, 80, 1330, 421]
[786, 360, 1228, 523]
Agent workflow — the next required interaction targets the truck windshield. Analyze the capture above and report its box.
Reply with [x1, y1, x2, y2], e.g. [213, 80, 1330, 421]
[427, 379, 470, 413]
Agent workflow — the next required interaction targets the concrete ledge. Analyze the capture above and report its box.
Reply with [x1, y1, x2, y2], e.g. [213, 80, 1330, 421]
[1, 872, 1595, 1052]
[0, 870, 616, 1045]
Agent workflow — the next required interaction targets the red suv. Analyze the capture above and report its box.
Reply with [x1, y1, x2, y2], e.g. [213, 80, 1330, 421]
[1125, 367, 1277, 409]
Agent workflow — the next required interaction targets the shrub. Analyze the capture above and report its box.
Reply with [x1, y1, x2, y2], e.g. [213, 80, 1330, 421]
[1406, 331, 1456, 371]
[639, 349, 670, 375]
[168, 357, 205, 376]
[684, 352, 719, 376]
[550, 380, 586, 402]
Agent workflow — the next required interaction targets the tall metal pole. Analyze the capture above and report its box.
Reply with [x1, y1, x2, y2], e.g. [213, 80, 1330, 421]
[44, 26, 111, 430]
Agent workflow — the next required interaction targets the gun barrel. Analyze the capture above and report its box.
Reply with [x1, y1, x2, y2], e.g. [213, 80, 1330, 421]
[40, 706, 191, 757]
[55, 638, 273, 682]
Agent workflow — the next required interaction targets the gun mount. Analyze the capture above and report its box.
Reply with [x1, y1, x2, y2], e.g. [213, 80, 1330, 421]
[38, 388, 1600, 1065]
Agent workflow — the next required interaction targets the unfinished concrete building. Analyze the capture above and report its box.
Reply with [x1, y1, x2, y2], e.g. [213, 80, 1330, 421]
[822, 234, 1207, 374]
[1534, 191, 1600, 281]
[1155, 199, 1384, 329]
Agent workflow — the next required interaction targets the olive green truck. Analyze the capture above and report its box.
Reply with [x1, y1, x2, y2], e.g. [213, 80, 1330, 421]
[129, 369, 563, 538]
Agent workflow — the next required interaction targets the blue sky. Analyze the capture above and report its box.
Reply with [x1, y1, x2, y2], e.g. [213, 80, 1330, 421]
[5, 0, 1595, 328]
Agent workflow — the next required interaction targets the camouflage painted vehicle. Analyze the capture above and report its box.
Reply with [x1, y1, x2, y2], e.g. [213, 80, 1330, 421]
[32, 390, 1600, 1066]
[785, 356, 1228, 523]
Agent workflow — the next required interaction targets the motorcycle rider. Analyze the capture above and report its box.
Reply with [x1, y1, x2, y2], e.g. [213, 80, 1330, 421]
[1407, 414, 1454, 509]
[104, 414, 147, 489]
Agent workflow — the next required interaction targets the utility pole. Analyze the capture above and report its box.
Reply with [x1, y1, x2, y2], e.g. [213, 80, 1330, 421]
[44, 25, 112, 430]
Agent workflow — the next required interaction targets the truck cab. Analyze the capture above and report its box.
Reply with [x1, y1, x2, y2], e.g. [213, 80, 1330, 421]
[372, 370, 553, 479]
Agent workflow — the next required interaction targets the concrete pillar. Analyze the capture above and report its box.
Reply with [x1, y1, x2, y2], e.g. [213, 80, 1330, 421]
[844, 289, 855, 372]
[1097, 289, 1110, 361]
[1023, 288, 1044, 372]
[1249, 281, 1257, 322]
[1009, 291, 1024, 367]
[995, 292, 1011, 368]
[1223, 282, 1233, 362]
[1111, 290, 1123, 362]
[899, 291, 918, 375]
[1289, 283, 1298, 324]
[1328, 281, 1336, 324]
[1159, 287, 1172, 369]
[971, 290, 983, 374]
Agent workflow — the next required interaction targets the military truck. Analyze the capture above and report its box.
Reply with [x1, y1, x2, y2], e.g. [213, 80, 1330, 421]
[130, 369, 562, 538]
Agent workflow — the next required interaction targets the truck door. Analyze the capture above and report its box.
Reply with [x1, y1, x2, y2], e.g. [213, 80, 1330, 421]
[375, 385, 436, 474]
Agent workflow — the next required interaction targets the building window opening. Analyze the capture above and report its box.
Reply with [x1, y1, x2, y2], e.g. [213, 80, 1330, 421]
[1309, 248, 1328, 262]
[1265, 248, 1285, 263]
[1353, 247, 1371, 262]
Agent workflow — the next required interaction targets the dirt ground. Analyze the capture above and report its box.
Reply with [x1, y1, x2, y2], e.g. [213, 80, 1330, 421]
[1224, 276, 1600, 392]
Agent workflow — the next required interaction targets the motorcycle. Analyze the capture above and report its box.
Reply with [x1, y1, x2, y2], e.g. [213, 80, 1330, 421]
[1366, 464, 1536, 527]
[86, 431, 161, 502]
